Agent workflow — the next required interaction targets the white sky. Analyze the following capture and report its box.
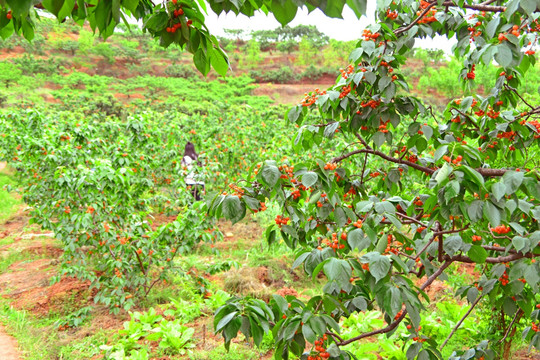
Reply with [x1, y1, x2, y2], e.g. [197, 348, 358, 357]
[204, 5, 455, 53]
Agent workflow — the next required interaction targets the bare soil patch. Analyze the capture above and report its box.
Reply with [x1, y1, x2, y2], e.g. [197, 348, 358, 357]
[0, 326, 21, 360]
[254, 82, 333, 105]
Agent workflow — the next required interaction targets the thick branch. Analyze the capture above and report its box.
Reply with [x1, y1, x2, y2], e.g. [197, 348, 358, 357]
[332, 148, 512, 177]
[434, 224, 469, 236]
[450, 251, 540, 264]
[332, 148, 435, 175]
[395, 3, 437, 36]
[395, 1, 505, 37]
[456, 2, 507, 12]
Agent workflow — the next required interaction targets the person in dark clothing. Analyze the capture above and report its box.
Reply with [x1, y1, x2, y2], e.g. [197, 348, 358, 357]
[181, 142, 205, 200]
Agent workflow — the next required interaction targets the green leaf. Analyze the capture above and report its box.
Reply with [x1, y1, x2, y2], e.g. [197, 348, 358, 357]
[210, 48, 229, 76]
[324, 258, 352, 288]
[468, 200, 483, 223]
[468, 245, 487, 263]
[374, 201, 395, 214]
[461, 166, 484, 188]
[369, 254, 391, 283]
[6, 0, 32, 16]
[292, 251, 310, 269]
[302, 323, 316, 343]
[334, 207, 347, 228]
[346, 0, 367, 18]
[495, 44, 513, 68]
[421, 125, 433, 140]
[378, 76, 391, 91]
[349, 47, 363, 62]
[407, 342, 422, 360]
[503, 171, 524, 195]
[445, 235, 462, 257]
[261, 164, 280, 187]
[492, 182, 506, 201]
[435, 163, 452, 185]
[372, 132, 386, 148]
[384, 82, 396, 99]
[467, 287, 479, 304]
[287, 106, 301, 123]
[348, 229, 370, 251]
[272, 295, 288, 314]
[434, 145, 448, 162]
[512, 236, 527, 252]
[521, 0, 537, 14]
[216, 311, 238, 332]
[302, 172, 318, 188]
[122, 0, 139, 13]
[484, 201, 501, 226]
[193, 48, 210, 76]
[144, 12, 169, 31]
[485, 17, 500, 39]
[221, 195, 246, 224]
[271, 0, 298, 26]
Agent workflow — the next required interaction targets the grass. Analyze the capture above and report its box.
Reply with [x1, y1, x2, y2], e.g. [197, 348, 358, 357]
[0, 249, 45, 274]
[189, 343, 265, 360]
[0, 301, 59, 360]
[0, 168, 21, 223]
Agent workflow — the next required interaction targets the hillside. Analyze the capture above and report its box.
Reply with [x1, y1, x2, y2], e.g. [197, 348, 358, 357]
[0, 18, 515, 109]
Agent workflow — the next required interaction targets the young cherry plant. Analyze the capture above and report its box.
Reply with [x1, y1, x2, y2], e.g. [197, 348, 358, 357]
[0, 111, 220, 312]
[210, 1, 540, 359]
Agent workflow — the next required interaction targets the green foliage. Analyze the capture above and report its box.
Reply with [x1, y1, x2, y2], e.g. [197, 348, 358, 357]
[77, 29, 95, 55]
[244, 40, 262, 67]
[164, 63, 198, 78]
[92, 42, 116, 64]
[54, 306, 93, 330]
[0, 169, 20, 222]
[207, 1, 540, 359]
[0, 62, 21, 87]
[2, 1, 540, 359]
[249, 66, 298, 84]
[100, 307, 195, 358]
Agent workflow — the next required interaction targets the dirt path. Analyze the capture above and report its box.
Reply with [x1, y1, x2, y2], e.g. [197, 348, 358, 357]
[0, 326, 20, 360]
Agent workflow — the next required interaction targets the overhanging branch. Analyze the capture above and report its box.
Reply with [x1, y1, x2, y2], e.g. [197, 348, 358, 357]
[335, 260, 452, 346]
[332, 148, 511, 177]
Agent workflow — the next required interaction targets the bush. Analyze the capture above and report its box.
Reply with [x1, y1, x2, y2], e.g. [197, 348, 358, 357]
[249, 66, 298, 83]
[164, 64, 197, 78]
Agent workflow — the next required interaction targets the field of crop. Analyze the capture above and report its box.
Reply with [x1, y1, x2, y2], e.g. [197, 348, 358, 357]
[0, 10, 540, 360]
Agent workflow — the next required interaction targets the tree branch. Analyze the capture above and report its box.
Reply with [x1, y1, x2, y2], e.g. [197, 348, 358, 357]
[434, 224, 469, 236]
[331, 148, 435, 175]
[440, 294, 484, 349]
[394, 0, 505, 37]
[450, 251, 540, 264]
[331, 149, 512, 177]
[499, 309, 523, 344]
[395, 3, 437, 36]
[336, 260, 453, 346]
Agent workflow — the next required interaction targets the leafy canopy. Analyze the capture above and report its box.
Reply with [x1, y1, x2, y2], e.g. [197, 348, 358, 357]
[2, 0, 540, 359]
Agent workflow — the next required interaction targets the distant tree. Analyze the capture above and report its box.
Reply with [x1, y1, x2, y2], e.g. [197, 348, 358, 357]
[245, 39, 262, 66]
[251, 29, 279, 51]
[223, 29, 246, 44]
[278, 25, 329, 48]
[276, 39, 297, 54]
[119, 39, 142, 63]
[92, 42, 116, 64]
[252, 25, 329, 52]
[61, 40, 80, 56]
[77, 29, 94, 55]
